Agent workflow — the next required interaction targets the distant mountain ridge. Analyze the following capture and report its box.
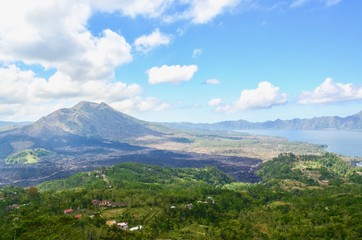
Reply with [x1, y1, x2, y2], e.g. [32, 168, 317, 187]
[0, 121, 30, 133]
[163, 111, 362, 131]
[0, 121, 30, 128]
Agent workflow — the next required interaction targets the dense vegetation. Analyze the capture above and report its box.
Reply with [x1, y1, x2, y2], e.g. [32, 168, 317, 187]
[1, 154, 362, 239]
[5, 148, 53, 164]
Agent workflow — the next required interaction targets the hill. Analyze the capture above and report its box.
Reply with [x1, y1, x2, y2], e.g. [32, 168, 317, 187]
[1, 156, 361, 239]
[5, 148, 53, 164]
[163, 110, 362, 131]
[38, 162, 234, 191]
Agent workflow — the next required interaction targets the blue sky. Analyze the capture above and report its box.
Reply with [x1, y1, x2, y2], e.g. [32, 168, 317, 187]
[0, 0, 361, 122]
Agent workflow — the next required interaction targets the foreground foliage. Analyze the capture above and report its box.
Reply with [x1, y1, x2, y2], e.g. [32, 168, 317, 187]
[1, 154, 362, 239]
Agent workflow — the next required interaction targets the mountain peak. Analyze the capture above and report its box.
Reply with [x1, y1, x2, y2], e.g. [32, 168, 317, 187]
[72, 101, 111, 111]
[22, 101, 160, 140]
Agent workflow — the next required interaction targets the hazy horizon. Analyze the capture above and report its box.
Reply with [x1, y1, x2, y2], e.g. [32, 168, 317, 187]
[1, 100, 361, 125]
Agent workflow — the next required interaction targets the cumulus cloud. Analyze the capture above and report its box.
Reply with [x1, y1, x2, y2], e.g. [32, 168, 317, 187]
[0, 1, 133, 81]
[232, 81, 287, 110]
[204, 79, 221, 85]
[208, 98, 223, 107]
[212, 81, 287, 112]
[0, 1, 180, 120]
[290, 0, 342, 8]
[0, 65, 168, 120]
[299, 78, 362, 104]
[192, 48, 203, 58]
[147, 65, 198, 84]
[134, 28, 171, 54]
[0, 0, 245, 84]
[0, 65, 38, 104]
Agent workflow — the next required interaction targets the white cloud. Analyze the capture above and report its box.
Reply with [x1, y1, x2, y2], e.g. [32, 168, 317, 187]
[0, 65, 168, 121]
[299, 78, 362, 104]
[110, 97, 170, 113]
[325, 0, 342, 6]
[0, 1, 132, 81]
[214, 81, 287, 112]
[0, 65, 38, 104]
[134, 28, 171, 54]
[208, 98, 223, 107]
[192, 48, 203, 58]
[136, 97, 170, 111]
[0, 0, 245, 85]
[290, 0, 342, 8]
[147, 65, 198, 84]
[233, 81, 287, 110]
[181, 0, 241, 24]
[89, 0, 172, 18]
[0, 1, 178, 121]
[204, 79, 221, 85]
[290, 0, 312, 8]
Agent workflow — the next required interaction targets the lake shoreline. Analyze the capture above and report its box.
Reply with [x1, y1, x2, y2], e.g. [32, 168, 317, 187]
[237, 129, 362, 158]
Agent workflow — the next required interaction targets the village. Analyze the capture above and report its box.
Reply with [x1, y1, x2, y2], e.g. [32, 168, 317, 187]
[59, 197, 217, 232]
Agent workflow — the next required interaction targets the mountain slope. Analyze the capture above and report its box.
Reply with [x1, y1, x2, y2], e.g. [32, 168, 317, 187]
[21, 101, 160, 140]
[163, 111, 362, 131]
[0, 101, 162, 159]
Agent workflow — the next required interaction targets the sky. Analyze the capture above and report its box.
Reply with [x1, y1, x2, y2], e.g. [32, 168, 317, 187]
[0, 0, 362, 123]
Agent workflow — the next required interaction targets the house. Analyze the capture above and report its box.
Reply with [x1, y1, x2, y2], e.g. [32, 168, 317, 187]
[74, 214, 82, 219]
[11, 204, 20, 209]
[170, 205, 176, 209]
[186, 203, 193, 209]
[92, 199, 128, 208]
[129, 225, 143, 231]
[111, 202, 128, 208]
[63, 209, 74, 214]
[117, 222, 128, 230]
[106, 220, 117, 227]
[7, 204, 20, 210]
[99, 200, 111, 206]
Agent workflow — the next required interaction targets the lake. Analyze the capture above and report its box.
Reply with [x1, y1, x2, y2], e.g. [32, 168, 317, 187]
[242, 130, 362, 157]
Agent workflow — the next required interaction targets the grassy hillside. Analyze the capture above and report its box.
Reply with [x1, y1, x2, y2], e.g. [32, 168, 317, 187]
[1, 155, 362, 239]
[257, 153, 362, 188]
[5, 148, 53, 164]
[38, 162, 234, 191]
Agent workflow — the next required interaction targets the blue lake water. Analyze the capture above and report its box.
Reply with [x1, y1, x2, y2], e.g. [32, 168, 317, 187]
[242, 130, 362, 157]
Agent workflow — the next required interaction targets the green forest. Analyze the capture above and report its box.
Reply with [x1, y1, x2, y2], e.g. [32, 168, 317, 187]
[1, 153, 362, 239]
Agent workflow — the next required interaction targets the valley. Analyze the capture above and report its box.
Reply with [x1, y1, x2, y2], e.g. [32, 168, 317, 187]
[0, 102, 326, 187]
